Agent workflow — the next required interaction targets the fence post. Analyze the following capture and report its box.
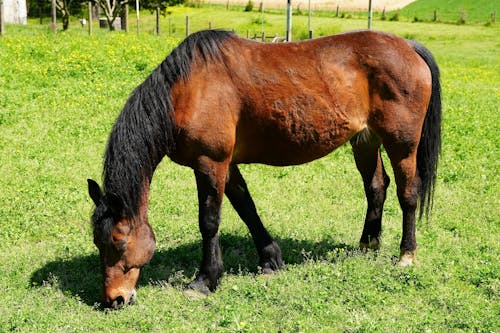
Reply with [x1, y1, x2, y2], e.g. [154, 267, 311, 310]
[308, 0, 312, 38]
[368, 0, 373, 29]
[286, 0, 292, 41]
[186, 16, 190, 37]
[121, 4, 129, 32]
[51, 0, 57, 32]
[433, 9, 438, 22]
[135, 0, 140, 35]
[492, 11, 496, 23]
[88, 1, 92, 35]
[261, 0, 264, 37]
[0, 0, 4, 37]
[156, 7, 160, 35]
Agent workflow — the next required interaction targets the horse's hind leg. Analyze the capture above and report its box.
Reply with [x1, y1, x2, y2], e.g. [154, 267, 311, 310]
[384, 143, 420, 266]
[225, 164, 283, 273]
[350, 131, 390, 250]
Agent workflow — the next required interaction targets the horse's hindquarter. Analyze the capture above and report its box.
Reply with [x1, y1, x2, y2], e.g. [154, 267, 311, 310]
[228, 36, 371, 165]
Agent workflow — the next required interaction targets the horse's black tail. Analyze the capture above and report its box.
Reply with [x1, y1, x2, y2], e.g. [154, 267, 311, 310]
[410, 40, 442, 219]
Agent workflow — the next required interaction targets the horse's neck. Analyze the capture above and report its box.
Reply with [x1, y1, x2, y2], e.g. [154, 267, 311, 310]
[137, 179, 150, 220]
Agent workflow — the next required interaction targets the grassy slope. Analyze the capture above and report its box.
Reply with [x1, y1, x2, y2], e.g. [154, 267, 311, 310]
[0, 9, 499, 332]
[397, 0, 499, 23]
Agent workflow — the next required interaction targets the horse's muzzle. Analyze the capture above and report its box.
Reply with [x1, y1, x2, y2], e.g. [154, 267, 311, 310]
[105, 289, 137, 310]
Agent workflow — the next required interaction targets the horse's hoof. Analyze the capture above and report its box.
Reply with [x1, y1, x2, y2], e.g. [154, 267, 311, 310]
[259, 241, 283, 274]
[261, 265, 279, 275]
[184, 278, 212, 300]
[183, 288, 208, 301]
[360, 237, 380, 251]
[398, 250, 416, 267]
[186, 277, 212, 294]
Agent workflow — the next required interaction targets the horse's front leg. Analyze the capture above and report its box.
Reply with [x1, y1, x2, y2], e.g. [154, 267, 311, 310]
[188, 161, 229, 294]
[225, 164, 283, 273]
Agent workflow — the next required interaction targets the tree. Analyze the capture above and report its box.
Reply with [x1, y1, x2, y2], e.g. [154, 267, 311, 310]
[27, 0, 85, 30]
[96, 0, 127, 30]
[141, 0, 183, 15]
[55, 0, 76, 30]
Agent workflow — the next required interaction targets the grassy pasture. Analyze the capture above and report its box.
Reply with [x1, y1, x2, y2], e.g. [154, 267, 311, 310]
[0, 6, 499, 333]
[396, 0, 499, 24]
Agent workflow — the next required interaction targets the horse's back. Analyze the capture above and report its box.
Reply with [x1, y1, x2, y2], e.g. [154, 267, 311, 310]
[170, 30, 432, 167]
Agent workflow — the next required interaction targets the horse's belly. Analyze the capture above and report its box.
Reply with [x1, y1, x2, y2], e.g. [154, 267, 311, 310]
[232, 112, 356, 166]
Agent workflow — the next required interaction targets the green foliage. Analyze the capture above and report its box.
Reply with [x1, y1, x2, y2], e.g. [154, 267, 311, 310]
[244, 0, 253, 12]
[0, 9, 499, 332]
[389, 12, 400, 21]
[142, 0, 185, 14]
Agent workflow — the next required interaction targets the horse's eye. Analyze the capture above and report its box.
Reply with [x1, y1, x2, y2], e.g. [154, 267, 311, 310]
[112, 235, 127, 252]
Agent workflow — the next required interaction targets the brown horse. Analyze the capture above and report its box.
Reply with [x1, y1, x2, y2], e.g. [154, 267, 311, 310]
[87, 29, 441, 309]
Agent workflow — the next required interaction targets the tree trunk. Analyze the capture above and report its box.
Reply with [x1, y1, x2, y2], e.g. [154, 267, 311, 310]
[62, 11, 69, 30]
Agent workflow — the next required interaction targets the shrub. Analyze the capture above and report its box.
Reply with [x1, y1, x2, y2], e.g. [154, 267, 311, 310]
[457, 11, 467, 25]
[389, 12, 399, 21]
[244, 0, 253, 12]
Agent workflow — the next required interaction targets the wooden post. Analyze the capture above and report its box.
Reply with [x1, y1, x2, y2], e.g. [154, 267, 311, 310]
[209, 21, 212, 29]
[286, 0, 292, 42]
[308, 0, 312, 38]
[492, 11, 496, 23]
[51, 0, 57, 32]
[185, 15, 189, 37]
[261, 0, 264, 37]
[121, 4, 129, 32]
[135, 0, 140, 35]
[88, 1, 92, 35]
[0, 0, 4, 37]
[368, 0, 373, 29]
[156, 7, 160, 35]
[433, 9, 438, 22]
[336, 5, 339, 17]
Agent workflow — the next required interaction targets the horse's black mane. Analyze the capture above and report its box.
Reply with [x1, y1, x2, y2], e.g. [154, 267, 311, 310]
[102, 30, 234, 218]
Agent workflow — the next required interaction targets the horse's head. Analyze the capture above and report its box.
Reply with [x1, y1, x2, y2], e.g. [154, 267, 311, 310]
[87, 179, 155, 309]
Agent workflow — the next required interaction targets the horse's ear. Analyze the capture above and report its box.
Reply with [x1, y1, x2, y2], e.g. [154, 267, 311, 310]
[107, 193, 124, 218]
[87, 179, 102, 206]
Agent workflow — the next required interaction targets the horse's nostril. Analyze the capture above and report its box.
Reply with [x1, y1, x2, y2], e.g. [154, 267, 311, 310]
[109, 296, 125, 310]
[129, 290, 137, 305]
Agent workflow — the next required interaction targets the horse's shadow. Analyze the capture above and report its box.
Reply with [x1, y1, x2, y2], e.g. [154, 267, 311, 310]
[30, 233, 354, 306]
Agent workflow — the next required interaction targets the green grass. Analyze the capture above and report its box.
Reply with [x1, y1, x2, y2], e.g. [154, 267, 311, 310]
[1, 7, 499, 332]
[397, 0, 499, 24]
